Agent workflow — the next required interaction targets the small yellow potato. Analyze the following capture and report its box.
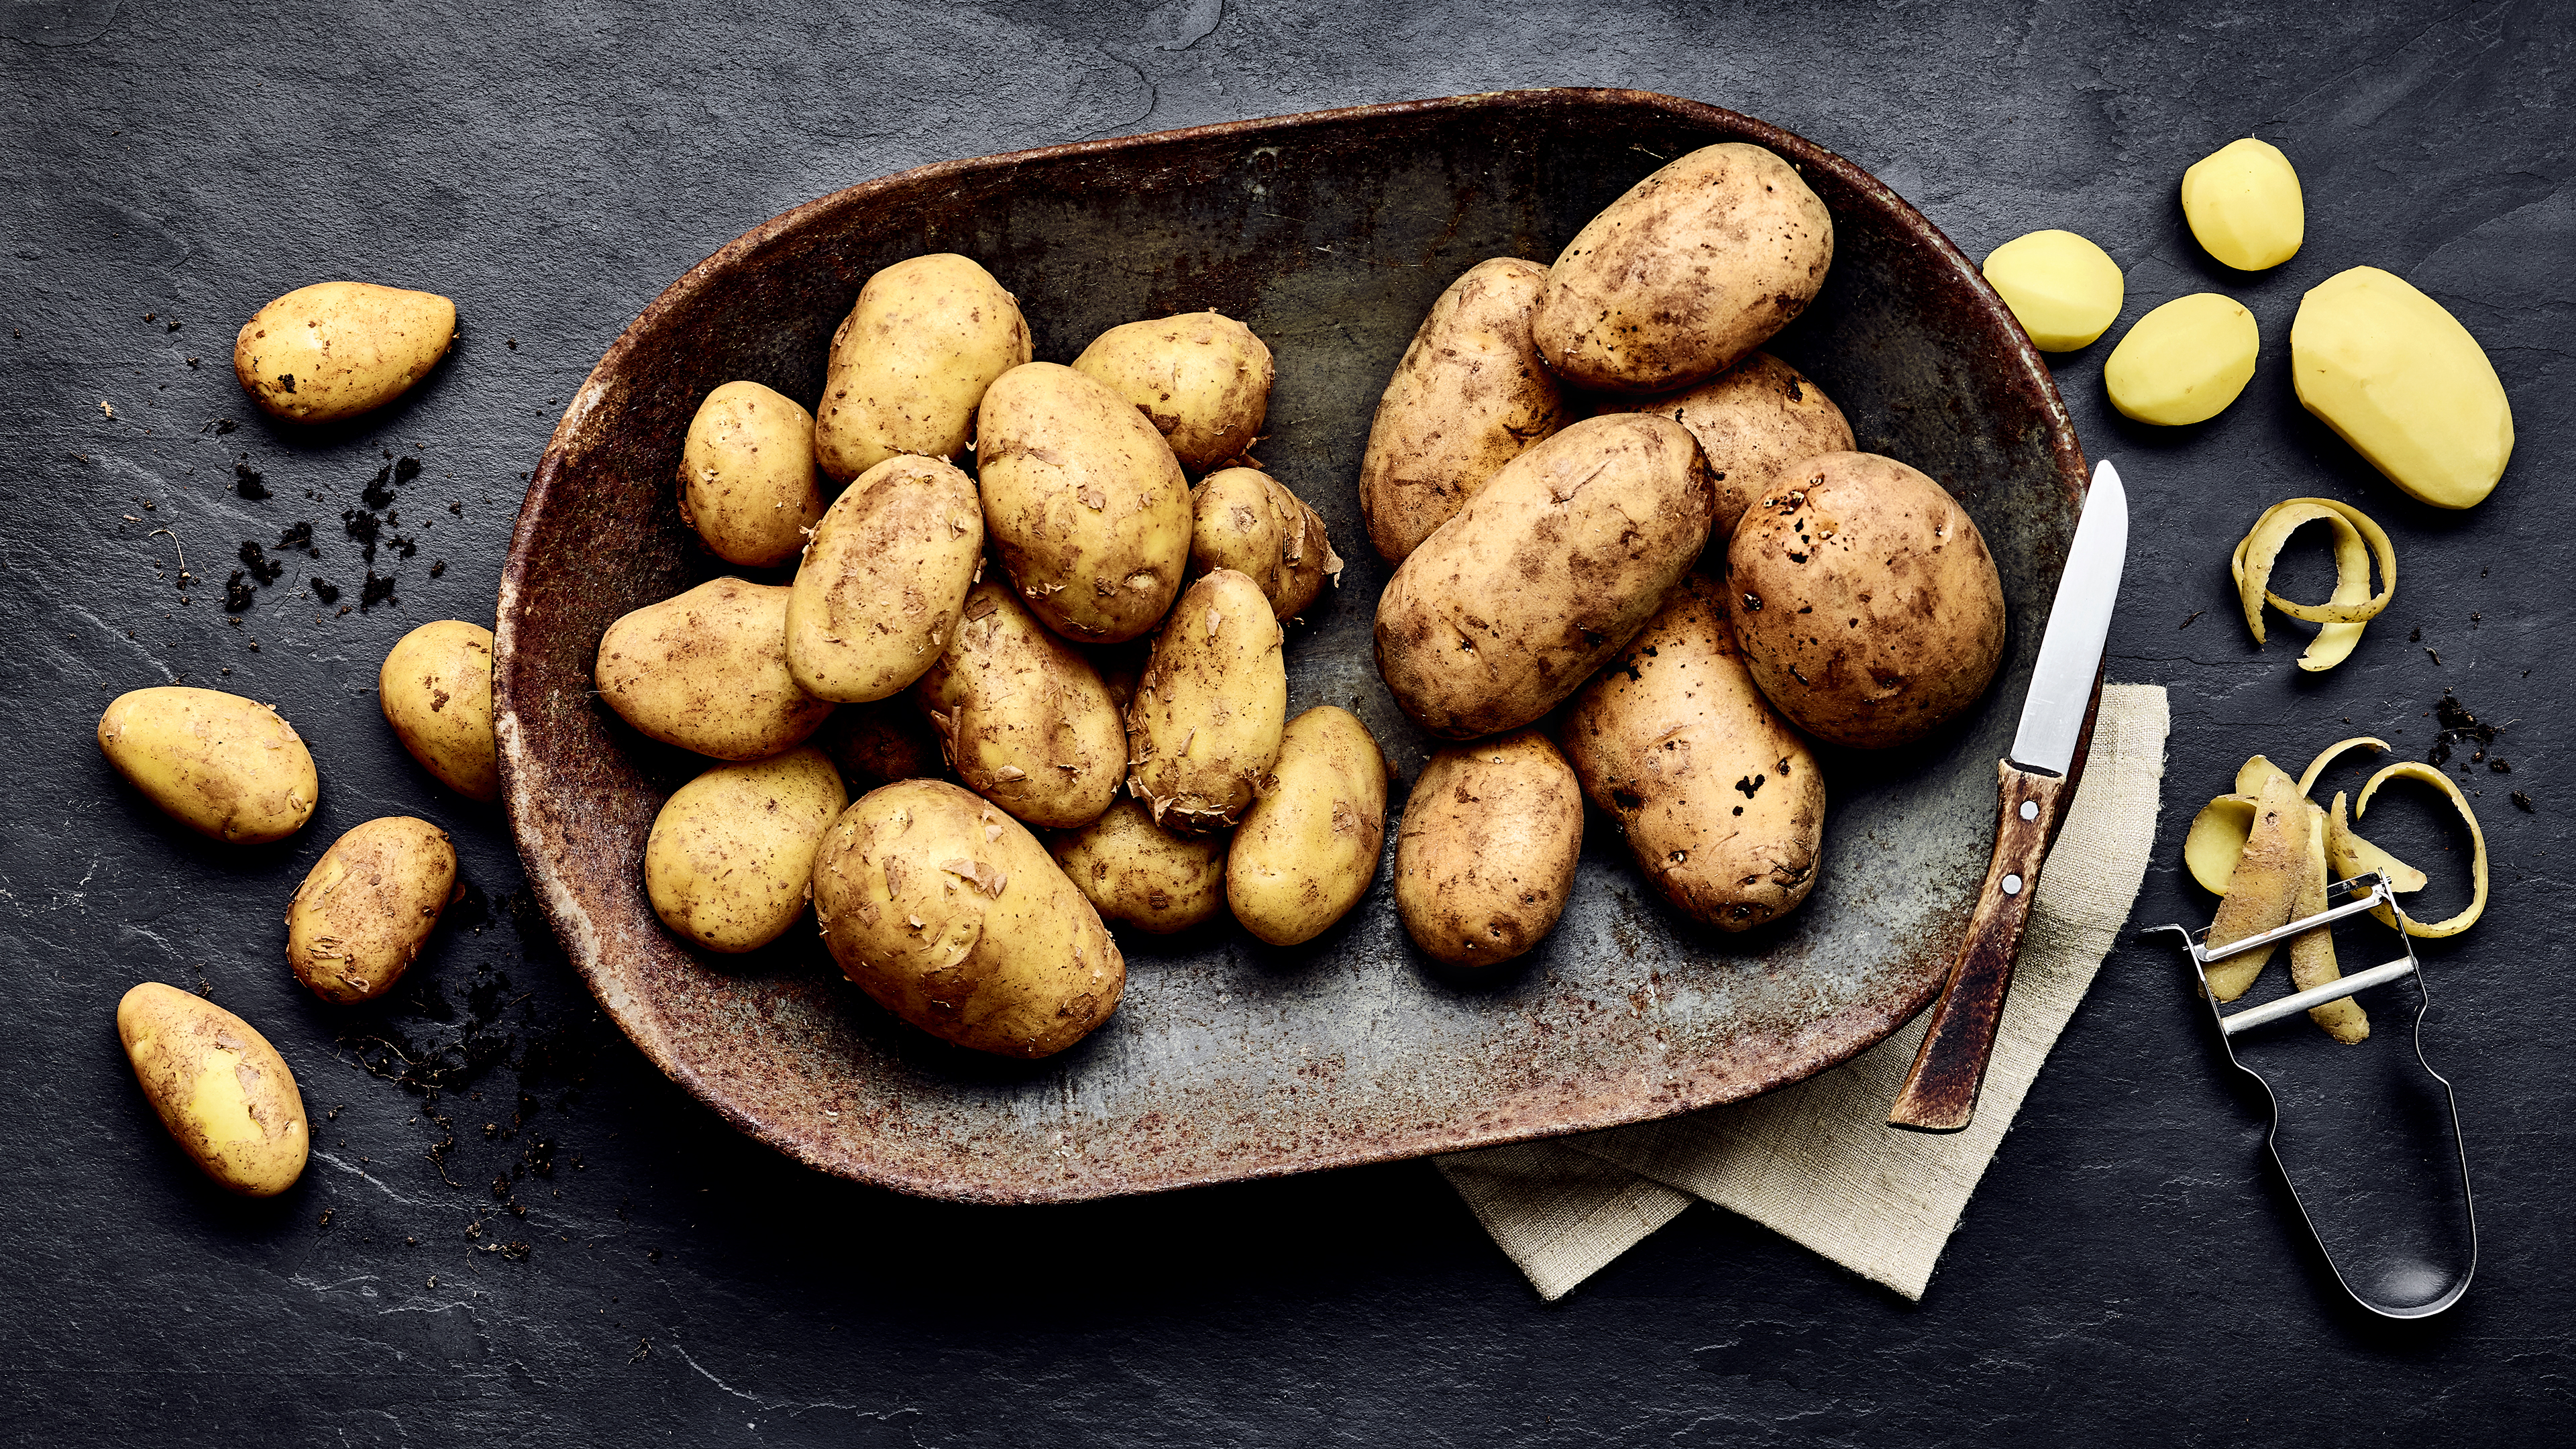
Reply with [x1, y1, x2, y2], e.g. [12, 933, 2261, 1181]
[977, 362, 1193, 644]
[786, 455, 983, 703]
[2356, 762, 2488, 938]
[814, 699, 945, 790]
[812, 780, 1124, 1058]
[2292, 267, 2514, 508]
[813, 254, 1031, 482]
[1126, 569, 1288, 834]
[1048, 798, 1228, 936]
[1595, 352, 1855, 538]
[117, 982, 308, 1196]
[2183, 794, 2258, 895]
[677, 380, 826, 568]
[645, 747, 847, 953]
[2288, 809, 2369, 1044]
[379, 620, 498, 802]
[2103, 294, 2259, 425]
[233, 281, 455, 423]
[2205, 773, 2307, 1001]
[1071, 311, 1274, 474]
[97, 686, 319, 844]
[1980, 230, 2124, 352]
[1358, 257, 1568, 562]
[911, 581, 1126, 830]
[1226, 706, 1389, 946]
[1189, 467, 1343, 623]
[2181, 138, 2304, 272]
[594, 578, 834, 761]
[1394, 731, 1584, 967]
[285, 816, 460, 1004]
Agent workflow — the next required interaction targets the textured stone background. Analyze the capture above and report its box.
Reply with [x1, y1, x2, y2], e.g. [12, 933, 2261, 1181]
[3, 1, 2569, 1443]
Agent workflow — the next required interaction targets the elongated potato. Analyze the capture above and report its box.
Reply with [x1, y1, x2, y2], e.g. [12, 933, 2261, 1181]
[285, 816, 460, 1004]
[2292, 266, 2514, 509]
[645, 747, 847, 953]
[1395, 731, 1584, 967]
[1595, 352, 1854, 538]
[813, 254, 1030, 482]
[786, 455, 983, 703]
[1358, 258, 1568, 561]
[912, 580, 1125, 830]
[977, 362, 1193, 644]
[1189, 467, 1342, 622]
[117, 982, 308, 1196]
[594, 578, 834, 761]
[1071, 311, 1273, 474]
[379, 620, 498, 802]
[678, 380, 827, 568]
[812, 780, 1124, 1058]
[1227, 706, 1389, 946]
[1374, 413, 1715, 739]
[1047, 798, 1228, 935]
[98, 686, 319, 844]
[1562, 574, 1824, 930]
[233, 281, 455, 423]
[1126, 569, 1288, 833]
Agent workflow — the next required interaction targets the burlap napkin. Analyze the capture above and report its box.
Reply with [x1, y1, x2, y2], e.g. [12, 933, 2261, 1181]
[1438, 683, 2170, 1301]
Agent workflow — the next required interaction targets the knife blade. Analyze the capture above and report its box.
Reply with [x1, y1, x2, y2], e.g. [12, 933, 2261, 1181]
[1888, 458, 2131, 1133]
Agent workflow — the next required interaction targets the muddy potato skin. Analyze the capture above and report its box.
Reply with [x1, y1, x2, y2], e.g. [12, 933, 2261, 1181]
[1532, 144, 1834, 394]
[814, 698, 945, 790]
[98, 686, 319, 844]
[1562, 575, 1825, 930]
[1374, 413, 1715, 739]
[813, 254, 1030, 482]
[1071, 311, 1273, 474]
[594, 578, 834, 761]
[812, 780, 1124, 1059]
[1726, 451, 2006, 750]
[977, 362, 1193, 644]
[379, 620, 498, 802]
[233, 281, 455, 423]
[1595, 352, 1854, 538]
[1228, 706, 1389, 947]
[1047, 798, 1228, 935]
[117, 982, 309, 1196]
[786, 455, 983, 703]
[1190, 467, 1343, 622]
[1358, 258, 1568, 563]
[645, 747, 848, 953]
[1395, 731, 1584, 967]
[911, 580, 1125, 829]
[678, 380, 827, 568]
[285, 816, 460, 1004]
[1126, 569, 1289, 834]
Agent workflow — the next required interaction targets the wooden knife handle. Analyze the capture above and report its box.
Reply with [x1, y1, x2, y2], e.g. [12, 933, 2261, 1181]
[1887, 759, 2076, 1133]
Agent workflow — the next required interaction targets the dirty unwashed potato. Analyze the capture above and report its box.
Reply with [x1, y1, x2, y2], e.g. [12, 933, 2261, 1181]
[1531, 144, 1834, 394]
[379, 619, 498, 802]
[1596, 351, 1856, 538]
[1227, 706, 1389, 947]
[977, 362, 1193, 644]
[98, 686, 319, 844]
[2291, 266, 2514, 509]
[117, 981, 309, 1196]
[233, 281, 455, 423]
[594, 578, 833, 761]
[645, 747, 848, 953]
[1189, 466, 1342, 622]
[1048, 798, 1229, 935]
[812, 780, 1124, 1058]
[812, 254, 1031, 482]
[1726, 451, 2007, 750]
[1980, 231, 2125, 352]
[677, 380, 827, 568]
[1126, 568, 1288, 834]
[786, 455, 983, 703]
[1562, 574, 1825, 930]
[1358, 257, 1568, 561]
[910, 581, 1126, 830]
[1375, 413, 1714, 739]
[1395, 731, 1585, 967]
[1071, 311, 1274, 474]
[814, 699, 945, 791]
[285, 816, 460, 1004]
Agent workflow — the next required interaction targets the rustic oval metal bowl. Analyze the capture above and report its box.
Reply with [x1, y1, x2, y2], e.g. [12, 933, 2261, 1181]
[495, 89, 2089, 1204]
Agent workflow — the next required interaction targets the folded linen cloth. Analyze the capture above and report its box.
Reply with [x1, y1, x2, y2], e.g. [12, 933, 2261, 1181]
[1438, 684, 2170, 1301]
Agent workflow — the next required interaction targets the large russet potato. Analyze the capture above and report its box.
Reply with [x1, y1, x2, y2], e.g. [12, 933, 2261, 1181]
[1047, 798, 1228, 936]
[1071, 311, 1273, 474]
[97, 686, 319, 844]
[1393, 731, 1584, 967]
[233, 281, 455, 423]
[379, 619, 499, 802]
[1595, 351, 1854, 538]
[911, 580, 1126, 830]
[977, 361, 1193, 644]
[785, 454, 983, 703]
[645, 747, 848, 953]
[117, 982, 309, 1196]
[677, 380, 827, 568]
[2291, 265, 2513, 508]
[1357, 257, 1568, 561]
[812, 780, 1124, 1059]
[594, 578, 834, 761]
[1561, 574, 1825, 930]
[1124, 568, 1288, 834]
[1226, 706, 1389, 947]
[285, 816, 460, 1004]
[1189, 466, 1342, 623]
[1726, 451, 2006, 750]
[1531, 144, 1834, 394]
[812, 254, 1031, 482]
[1373, 413, 1715, 739]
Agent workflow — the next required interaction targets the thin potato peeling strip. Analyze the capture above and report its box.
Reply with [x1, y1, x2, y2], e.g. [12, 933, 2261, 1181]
[2296, 734, 2389, 796]
[2231, 497, 2396, 672]
[2355, 761, 2489, 938]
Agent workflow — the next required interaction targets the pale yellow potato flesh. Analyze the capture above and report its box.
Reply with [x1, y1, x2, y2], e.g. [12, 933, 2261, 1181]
[677, 380, 826, 569]
[2288, 808, 2369, 1044]
[233, 281, 455, 423]
[97, 686, 319, 844]
[2180, 138, 2305, 271]
[813, 254, 1030, 482]
[2205, 773, 2307, 1001]
[117, 982, 309, 1196]
[1226, 706, 1389, 947]
[2235, 754, 2295, 798]
[285, 816, 460, 1004]
[1981, 230, 2124, 351]
[645, 747, 847, 953]
[2184, 794, 2258, 896]
[2328, 790, 2429, 895]
[2296, 735, 2390, 797]
[2292, 266, 2514, 508]
[2230, 498, 2394, 672]
[2356, 762, 2489, 937]
[2103, 293, 2259, 426]
[1047, 798, 1228, 936]
[379, 620, 499, 802]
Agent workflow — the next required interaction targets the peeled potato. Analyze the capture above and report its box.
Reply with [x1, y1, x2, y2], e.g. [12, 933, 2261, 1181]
[2292, 266, 2513, 509]
[2104, 294, 2259, 426]
[2181, 138, 2304, 271]
[1982, 230, 2124, 351]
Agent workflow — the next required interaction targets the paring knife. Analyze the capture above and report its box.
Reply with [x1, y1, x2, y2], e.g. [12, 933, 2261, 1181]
[1887, 458, 2130, 1133]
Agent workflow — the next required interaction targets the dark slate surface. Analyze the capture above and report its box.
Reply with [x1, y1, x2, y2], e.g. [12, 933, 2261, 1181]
[3, 1, 2568, 1442]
